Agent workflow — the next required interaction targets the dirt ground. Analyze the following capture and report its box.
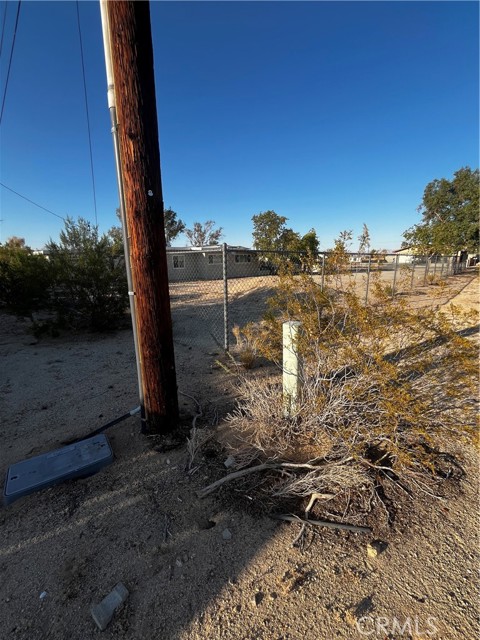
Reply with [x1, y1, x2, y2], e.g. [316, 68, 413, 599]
[0, 271, 478, 639]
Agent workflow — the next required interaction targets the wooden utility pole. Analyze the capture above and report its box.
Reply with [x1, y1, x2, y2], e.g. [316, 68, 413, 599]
[106, 0, 178, 433]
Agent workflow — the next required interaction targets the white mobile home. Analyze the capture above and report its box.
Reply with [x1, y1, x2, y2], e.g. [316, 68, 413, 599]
[166, 246, 264, 282]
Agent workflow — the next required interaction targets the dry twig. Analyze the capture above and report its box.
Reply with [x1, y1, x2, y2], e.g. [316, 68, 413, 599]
[272, 513, 371, 534]
[197, 461, 336, 498]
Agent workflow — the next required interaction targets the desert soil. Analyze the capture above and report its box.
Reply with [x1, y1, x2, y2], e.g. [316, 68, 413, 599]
[0, 271, 478, 640]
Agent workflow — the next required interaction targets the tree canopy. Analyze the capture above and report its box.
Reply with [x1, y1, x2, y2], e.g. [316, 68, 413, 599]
[252, 211, 319, 254]
[252, 211, 288, 252]
[184, 220, 223, 246]
[403, 167, 479, 254]
[301, 229, 320, 256]
[164, 208, 185, 246]
[113, 206, 185, 247]
[46, 217, 128, 329]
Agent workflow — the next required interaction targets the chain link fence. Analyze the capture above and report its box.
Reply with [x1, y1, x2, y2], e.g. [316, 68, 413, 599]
[167, 245, 472, 352]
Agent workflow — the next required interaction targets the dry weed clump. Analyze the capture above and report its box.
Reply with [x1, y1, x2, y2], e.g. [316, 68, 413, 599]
[220, 247, 478, 516]
[232, 324, 258, 369]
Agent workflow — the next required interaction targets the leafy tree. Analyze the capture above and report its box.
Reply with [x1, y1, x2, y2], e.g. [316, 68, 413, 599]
[299, 229, 320, 255]
[403, 167, 479, 253]
[279, 228, 302, 252]
[0, 240, 52, 313]
[164, 207, 185, 246]
[107, 225, 124, 256]
[184, 220, 223, 246]
[252, 210, 315, 254]
[111, 206, 185, 248]
[252, 211, 288, 252]
[46, 217, 128, 330]
[357, 223, 371, 254]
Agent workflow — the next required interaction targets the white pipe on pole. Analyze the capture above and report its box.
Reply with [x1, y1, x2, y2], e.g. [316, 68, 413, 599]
[99, 0, 145, 427]
[100, 2, 115, 110]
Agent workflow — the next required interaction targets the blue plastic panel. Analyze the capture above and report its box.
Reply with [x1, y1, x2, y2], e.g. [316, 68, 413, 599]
[3, 434, 114, 505]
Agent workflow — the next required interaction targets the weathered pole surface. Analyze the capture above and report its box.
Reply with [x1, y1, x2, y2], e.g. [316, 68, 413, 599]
[107, 1, 178, 433]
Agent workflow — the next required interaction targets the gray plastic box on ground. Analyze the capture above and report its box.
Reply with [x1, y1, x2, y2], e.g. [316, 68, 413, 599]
[3, 434, 114, 505]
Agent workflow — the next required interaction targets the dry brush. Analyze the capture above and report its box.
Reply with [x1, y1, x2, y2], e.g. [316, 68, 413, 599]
[212, 249, 478, 524]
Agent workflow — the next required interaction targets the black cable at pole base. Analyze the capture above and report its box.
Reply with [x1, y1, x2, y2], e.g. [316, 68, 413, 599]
[140, 404, 147, 434]
[61, 406, 141, 446]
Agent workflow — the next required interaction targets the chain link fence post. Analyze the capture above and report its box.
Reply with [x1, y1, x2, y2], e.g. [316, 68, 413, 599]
[392, 254, 399, 297]
[222, 242, 229, 352]
[410, 258, 416, 290]
[365, 254, 371, 304]
[423, 256, 429, 285]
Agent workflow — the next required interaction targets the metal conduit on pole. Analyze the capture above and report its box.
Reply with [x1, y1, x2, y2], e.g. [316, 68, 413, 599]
[100, 1, 144, 427]
[100, 0, 179, 434]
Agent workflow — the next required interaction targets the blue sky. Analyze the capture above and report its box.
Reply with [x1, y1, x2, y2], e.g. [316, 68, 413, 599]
[0, 0, 478, 251]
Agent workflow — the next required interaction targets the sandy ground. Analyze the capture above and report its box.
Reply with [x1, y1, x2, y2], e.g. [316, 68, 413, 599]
[169, 266, 476, 350]
[0, 271, 478, 639]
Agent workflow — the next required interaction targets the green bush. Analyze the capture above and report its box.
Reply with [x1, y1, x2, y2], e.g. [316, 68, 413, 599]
[46, 218, 128, 331]
[0, 243, 53, 314]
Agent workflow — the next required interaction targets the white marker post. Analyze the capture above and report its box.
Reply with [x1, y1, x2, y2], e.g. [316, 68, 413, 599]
[283, 321, 302, 417]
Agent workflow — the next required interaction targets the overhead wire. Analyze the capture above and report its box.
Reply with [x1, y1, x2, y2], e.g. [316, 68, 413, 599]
[1, 4, 100, 236]
[75, 0, 98, 227]
[0, 0, 21, 127]
[0, 182, 67, 222]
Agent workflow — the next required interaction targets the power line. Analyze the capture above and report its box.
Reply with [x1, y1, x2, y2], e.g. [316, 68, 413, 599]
[0, 0, 21, 127]
[76, 0, 98, 227]
[0, 1, 8, 59]
[0, 182, 66, 221]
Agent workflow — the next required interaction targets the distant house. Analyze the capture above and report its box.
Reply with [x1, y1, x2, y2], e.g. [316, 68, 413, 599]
[32, 248, 51, 259]
[166, 245, 265, 282]
[392, 246, 474, 265]
[392, 247, 427, 264]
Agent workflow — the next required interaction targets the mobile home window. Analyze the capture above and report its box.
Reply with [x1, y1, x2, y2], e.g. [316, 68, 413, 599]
[172, 255, 185, 269]
[208, 254, 222, 265]
[235, 254, 252, 263]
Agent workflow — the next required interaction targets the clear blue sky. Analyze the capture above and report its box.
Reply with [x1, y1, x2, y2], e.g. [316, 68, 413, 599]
[0, 0, 478, 251]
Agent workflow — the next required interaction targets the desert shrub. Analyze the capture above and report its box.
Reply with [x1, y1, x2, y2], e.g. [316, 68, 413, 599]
[232, 323, 260, 369]
[222, 243, 478, 515]
[47, 217, 128, 331]
[0, 243, 53, 314]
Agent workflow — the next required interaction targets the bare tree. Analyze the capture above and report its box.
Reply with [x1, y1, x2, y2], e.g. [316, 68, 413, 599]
[185, 220, 223, 246]
[5, 236, 27, 249]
